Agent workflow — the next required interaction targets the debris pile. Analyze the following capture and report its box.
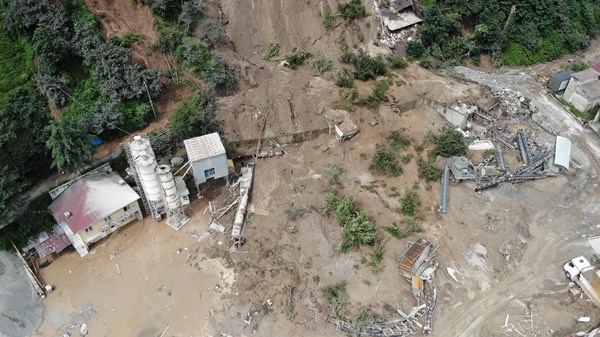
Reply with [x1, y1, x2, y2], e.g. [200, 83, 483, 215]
[492, 89, 532, 116]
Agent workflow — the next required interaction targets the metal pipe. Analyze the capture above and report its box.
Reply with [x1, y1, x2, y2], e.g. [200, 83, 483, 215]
[439, 166, 449, 215]
[497, 147, 506, 171]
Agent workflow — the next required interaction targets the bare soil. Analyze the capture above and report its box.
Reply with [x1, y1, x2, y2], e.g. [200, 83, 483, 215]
[33, 1, 600, 337]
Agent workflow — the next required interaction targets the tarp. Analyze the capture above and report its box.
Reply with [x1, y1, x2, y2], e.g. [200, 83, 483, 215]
[554, 136, 572, 170]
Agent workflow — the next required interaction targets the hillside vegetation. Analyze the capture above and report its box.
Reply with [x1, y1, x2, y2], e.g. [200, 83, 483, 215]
[415, 0, 600, 66]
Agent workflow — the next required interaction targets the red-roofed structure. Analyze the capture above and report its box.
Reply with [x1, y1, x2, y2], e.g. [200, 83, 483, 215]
[48, 172, 142, 257]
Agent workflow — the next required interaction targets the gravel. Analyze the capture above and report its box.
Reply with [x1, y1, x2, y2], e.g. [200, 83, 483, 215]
[0, 251, 43, 337]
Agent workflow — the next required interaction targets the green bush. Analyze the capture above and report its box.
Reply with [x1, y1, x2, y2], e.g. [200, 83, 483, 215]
[323, 6, 336, 30]
[352, 49, 387, 81]
[406, 41, 425, 59]
[387, 129, 411, 149]
[111, 33, 142, 48]
[263, 42, 280, 60]
[342, 211, 376, 250]
[337, 0, 367, 22]
[335, 68, 354, 88]
[386, 54, 408, 69]
[284, 50, 312, 69]
[321, 282, 347, 318]
[311, 54, 333, 74]
[334, 195, 359, 226]
[324, 190, 342, 214]
[400, 188, 420, 216]
[369, 146, 403, 176]
[434, 129, 468, 157]
[417, 159, 443, 181]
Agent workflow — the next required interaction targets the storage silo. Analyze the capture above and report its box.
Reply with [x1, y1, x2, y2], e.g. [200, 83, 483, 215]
[128, 135, 163, 219]
[156, 164, 189, 230]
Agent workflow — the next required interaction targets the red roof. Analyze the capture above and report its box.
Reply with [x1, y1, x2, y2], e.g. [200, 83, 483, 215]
[48, 173, 140, 234]
[593, 63, 600, 74]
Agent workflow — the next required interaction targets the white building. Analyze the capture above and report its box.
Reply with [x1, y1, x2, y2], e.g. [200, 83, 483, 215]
[184, 133, 229, 194]
[563, 68, 600, 113]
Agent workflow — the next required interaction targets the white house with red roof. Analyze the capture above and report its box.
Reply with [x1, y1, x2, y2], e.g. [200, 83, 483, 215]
[48, 171, 142, 257]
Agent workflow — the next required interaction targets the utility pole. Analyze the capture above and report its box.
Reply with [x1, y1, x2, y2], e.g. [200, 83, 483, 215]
[144, 80, 157, 120]
[504, 5, 516, 31]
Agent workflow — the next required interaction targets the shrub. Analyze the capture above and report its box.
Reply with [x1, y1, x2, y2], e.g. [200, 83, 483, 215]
[369, 80, 389, 102]
[200, 20, 230, 46]
[369, 146, 403, 176]
[311, 54, 333, 74]
[417, 159, 443, 181]
[325, 163, 344, 184]
[387, 129, 411, 149]
[170, 89, 216, 140]
[434, 129, 468, 157]
[406, 41, 425, 59]
[401, 154, 413, 164]
[334, 195, 359, 226]
[342, 211, 376, 250]
[263, 42, 280, 60]
[111, 33, 142, 48]
[386, 54, 408, 69]
[321, 282, 347, 318]
[400, 188, 420, 216]
[337, 0, 367, 22]
[324, 190, 342, 214]
[285, 50, 312, 69]
[323, 6, 336, 30]
[335, 68, 354, 88]
[352, 49, 387, 80]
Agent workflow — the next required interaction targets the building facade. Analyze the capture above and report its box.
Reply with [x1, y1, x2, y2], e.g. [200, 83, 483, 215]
[563, 68, 600, 112]
[48, 172, 142, 257]
[184, 133, 229, 194]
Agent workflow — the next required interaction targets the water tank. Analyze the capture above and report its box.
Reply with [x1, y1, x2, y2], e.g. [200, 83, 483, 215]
[156, 164, 181, 212]
[135, 152, 162, 202]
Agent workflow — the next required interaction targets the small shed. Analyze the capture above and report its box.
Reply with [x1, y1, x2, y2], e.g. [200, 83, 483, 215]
[183, 133, 229, 193]
[547, 70, 573, 92]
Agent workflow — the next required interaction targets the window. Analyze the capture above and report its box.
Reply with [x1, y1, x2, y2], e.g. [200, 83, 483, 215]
[85, 226, 93, 233]
[104, 215, 112, 222]
[123, 205, 130, 212]
[204, 167, 216, 178]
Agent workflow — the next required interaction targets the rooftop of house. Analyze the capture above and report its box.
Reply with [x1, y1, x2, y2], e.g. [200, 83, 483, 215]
[184, 132, 226, 162]
[391, 0, 414, 12]
[571, 68, 600, 83]
[48, 173, 140, 234]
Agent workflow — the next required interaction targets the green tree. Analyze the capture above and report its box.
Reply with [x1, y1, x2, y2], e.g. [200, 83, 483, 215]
[434, 129, 468, 157]
[46, 117, 93, 172]
[337, 0, 367, 22]
[170, 90, 216, 140]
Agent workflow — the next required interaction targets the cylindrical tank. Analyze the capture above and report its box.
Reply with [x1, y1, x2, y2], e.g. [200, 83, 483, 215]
[156, 165, 181, 211]
[135, 152, 162, 202]
[130, 135, 156, 159]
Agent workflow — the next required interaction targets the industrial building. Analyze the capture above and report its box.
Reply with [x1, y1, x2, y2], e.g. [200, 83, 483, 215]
[183, 132, 229, 196]
[48, 171, 142, 257]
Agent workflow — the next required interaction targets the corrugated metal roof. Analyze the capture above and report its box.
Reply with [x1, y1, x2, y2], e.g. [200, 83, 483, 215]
[183, 132, 226, 162]
[554, 136, 572, 170]
[48, 173, 140, 234]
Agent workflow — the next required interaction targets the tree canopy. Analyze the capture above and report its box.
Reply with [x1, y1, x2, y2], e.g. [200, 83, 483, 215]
[418, 0, 600, 66]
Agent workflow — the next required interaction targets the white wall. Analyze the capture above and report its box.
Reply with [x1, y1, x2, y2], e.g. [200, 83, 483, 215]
[190, 153, 228, 186]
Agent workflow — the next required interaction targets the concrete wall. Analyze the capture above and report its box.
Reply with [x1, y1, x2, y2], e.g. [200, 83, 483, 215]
[190, 153, 228, 186]
[77, 200, 142, 245]
[564, 79, 596, 112]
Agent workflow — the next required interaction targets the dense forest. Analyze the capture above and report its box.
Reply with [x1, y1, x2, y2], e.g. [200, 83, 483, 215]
[413, 0, 600, 66]
[0, 0, 236, 249]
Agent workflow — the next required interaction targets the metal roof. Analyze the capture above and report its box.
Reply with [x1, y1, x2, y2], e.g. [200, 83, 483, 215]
[184, 132, 226, 162]
[550, 70, 573, 82]
[554, 136, 572, 170]
[48, 173, 140, 234]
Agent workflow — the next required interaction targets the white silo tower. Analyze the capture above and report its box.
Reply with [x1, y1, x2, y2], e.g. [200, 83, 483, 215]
[156, 164, 190, 230]
[129, 135, 163, 220]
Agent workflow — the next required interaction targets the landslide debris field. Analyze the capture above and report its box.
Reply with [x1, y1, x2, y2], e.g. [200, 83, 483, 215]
[8, 1, 600, 337]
